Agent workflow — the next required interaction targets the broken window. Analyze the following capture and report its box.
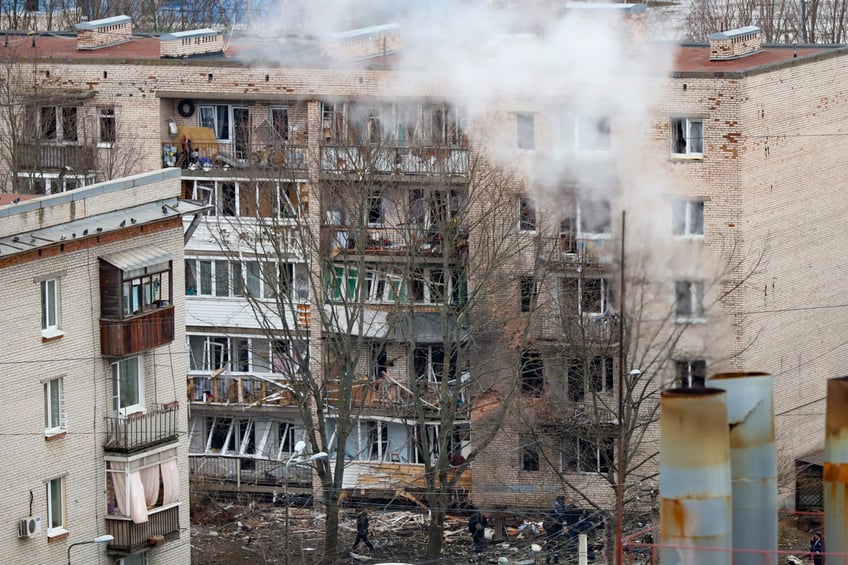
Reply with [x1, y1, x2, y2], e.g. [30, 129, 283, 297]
[367, 421, 389, 461]
[672, 199, 704, 237]
[368, 190, 384, 225]
[561, 434, 614, 474]
[560, 276, 611, 316]
[270, 106, 289, 142]
[37, 106, 79, 143]
[568, 356, 615, 401]
[670, 117, 703, 156]
[414, 345, 457, 382]
[674, 280, 705, 320]
[519, 275, 538, 313]
[518, 195, 536, 232]
[520, 349, 544, 397]
[98, 106, 116, 145]
[521, 437, 540, 472]
[675, 359, 707, 387]
[516, 113, 535, 150]
[321, 102, 347, 143]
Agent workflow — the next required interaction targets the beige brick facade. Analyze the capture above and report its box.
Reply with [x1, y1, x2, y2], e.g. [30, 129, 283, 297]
[0, 170, 192, 563]
[4, 26, 847, 519]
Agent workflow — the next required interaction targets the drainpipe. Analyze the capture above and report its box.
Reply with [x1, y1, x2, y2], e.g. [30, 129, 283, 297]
[707, 372, 777, 565]
[660, 388, 732, 565]
[824, 376, 848, 564]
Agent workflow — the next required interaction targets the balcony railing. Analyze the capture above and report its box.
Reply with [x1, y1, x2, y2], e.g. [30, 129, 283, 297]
[189, 454, 313, 487]
[323, 225, 468, 258]
[188, 375, 296, 407]
[15, 142, 96, 170]
[162, 142, 307, 171]
[100, 305, 175, 357]
[106, 504, 180, 554]
[320, 145, 469, 176]
[104, 403, 180, 454]
[324, 375, 470, 415]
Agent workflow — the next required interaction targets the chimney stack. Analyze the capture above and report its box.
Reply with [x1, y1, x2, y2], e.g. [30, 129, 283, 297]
[160, 29, 224, 59]
[76, 15, 132, 51]
[709, 26, 763, 61]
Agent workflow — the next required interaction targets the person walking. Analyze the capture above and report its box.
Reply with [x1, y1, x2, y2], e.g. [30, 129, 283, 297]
[810, 531, 823, 565]
[352, 508, 375, 551]
[468, 509, 488, 554]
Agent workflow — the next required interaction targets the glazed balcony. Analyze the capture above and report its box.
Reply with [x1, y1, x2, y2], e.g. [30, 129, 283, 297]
[103, 402, 180, 454]
[105, 504, 180, 554]
[322, 225, 468, 258]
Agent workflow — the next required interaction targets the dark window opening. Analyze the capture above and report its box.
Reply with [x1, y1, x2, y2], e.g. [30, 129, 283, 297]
[520, 350, 544, 397]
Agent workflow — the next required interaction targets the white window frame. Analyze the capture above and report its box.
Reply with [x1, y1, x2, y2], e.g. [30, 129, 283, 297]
[46, 476, 66, 537]
[670, 117, 704, 157]
[518, 195, 537, 233]
[675, 358, 707, 387]
[515, 112, 535, 150]
[112, 356, 144, 416]
[36, 105, 78, 144]
[44, 376, 66, 435]
[561, 276, 611, 317]
[97, 106, 116, 147]
[672, 199, 705, 238]
[18, 172, 93, 195]
[40, 278, 62, 338]
[270, 106, 289, 142]
[674, 280, 705, 322]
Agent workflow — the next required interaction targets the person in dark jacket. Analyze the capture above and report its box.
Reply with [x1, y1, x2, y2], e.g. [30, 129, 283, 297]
[468, 509, 487, 554]
[810, 531, 823, 565]
[352, 509, 374, 551]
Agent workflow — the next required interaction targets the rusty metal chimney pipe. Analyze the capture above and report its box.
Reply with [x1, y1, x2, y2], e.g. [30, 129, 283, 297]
[824, 376, 848, 564]
[660, 387, 732, 565]
[707, 372, 777, 565]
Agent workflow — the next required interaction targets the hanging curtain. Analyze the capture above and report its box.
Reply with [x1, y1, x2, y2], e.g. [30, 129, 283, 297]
[140, 465, 161, 508]
[161, 460, 181, 505]
[109, 461, 128, 517]
[128, 471, 149, 523]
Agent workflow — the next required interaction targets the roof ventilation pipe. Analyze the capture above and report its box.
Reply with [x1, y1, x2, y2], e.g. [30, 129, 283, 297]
[707, 372, 777, 565]
[659, 387, 732, 565]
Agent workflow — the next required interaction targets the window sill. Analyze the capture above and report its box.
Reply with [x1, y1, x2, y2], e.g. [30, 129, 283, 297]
[673, 234, 705, 240]
[41, 329, 64, 343]
[674, 317, 706, 324]
[44, 430, 67, 441]
[670, 154, 704, 161]
[97, 142, 114, 149]
[47, 528, 69, 541]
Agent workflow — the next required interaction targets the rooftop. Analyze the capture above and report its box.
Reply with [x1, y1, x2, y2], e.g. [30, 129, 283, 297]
[3, 30, 844, 75]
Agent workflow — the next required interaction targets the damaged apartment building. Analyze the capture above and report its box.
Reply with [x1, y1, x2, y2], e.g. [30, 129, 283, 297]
[1, 6, 848, 530]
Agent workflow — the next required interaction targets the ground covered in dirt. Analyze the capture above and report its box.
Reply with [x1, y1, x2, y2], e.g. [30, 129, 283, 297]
[190, 494, 821, 565]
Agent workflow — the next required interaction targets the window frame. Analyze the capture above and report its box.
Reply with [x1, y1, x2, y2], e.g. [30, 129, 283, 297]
[674, 280, 706, 322]
[46, 476, 66, 537]
[34, 105, 78, 144]
[670, 117, 704, 157]
[44, 376, 66, 435]
[515, 112, 535, 150]
[519, 275, 538, 313]
[270, 106, 289, 142]
[518, 195, 537, 233]
[97, 106, 116, 147]
[561, 276, 612, 317]
[675, 359, 707, 387]
[521, 438, 540, 472]
[560, 434, 615, 475]
[40, 278, 61, 337]
[112, 356, 144, 416]
[672, 199, 705, 238]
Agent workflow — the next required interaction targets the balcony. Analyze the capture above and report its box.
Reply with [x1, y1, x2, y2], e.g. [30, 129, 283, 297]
[15, 142, 96, 170]
[342, 460, 471, 492]
[104, 403, 180, 454]
[188, 375, 296, 407]
[320, 145, 469, 177]
[189, 454, 313, 488]
[100, 305, 175, 357]
[162, 141, 307, 171]
[105, 504, 180, 554]
[325, 375, 470, 416]
[323, 225, 468, 258]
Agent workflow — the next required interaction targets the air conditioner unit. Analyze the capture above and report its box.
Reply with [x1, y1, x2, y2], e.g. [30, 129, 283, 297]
[18, 516, 41, 538]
